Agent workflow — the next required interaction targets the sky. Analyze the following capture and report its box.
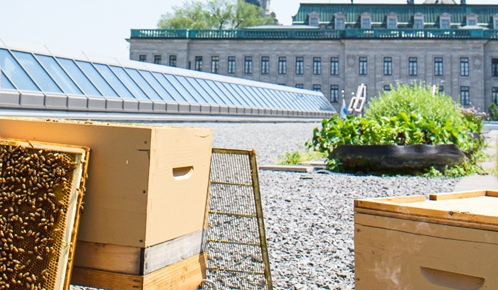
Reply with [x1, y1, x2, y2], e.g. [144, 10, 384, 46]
[0, 0, 495, 59]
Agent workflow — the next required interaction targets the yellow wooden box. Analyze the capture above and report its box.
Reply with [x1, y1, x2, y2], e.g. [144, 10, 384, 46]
[0, 118, 212, 289]
[355, 190, 498, 290]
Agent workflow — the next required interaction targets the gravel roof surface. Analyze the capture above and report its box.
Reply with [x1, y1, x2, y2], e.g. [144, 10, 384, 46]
[71, 122, 459, 290]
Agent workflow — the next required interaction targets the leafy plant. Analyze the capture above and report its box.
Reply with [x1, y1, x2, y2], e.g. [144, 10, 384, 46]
[488, 103, 498, 121]
[308, 83, 485, 176]
[277, 149, 325, 165]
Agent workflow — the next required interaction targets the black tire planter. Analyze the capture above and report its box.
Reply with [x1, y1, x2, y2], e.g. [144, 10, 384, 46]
[331, 144, 465, 174]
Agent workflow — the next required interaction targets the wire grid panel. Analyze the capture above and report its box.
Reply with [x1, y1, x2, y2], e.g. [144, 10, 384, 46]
[206, 148, 272, 290]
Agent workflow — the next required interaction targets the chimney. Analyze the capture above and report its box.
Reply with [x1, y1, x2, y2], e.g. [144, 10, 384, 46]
[461, 0, 466, 4]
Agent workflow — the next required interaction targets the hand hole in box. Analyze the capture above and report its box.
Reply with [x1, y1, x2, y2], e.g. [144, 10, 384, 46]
[420, 266, 484, 290]
[173, 166, 194, 180]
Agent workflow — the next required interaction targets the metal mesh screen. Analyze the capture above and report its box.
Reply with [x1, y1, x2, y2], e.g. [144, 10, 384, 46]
[205, 149, 272, 290]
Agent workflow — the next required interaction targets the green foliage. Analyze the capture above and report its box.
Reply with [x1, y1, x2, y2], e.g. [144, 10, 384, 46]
[277, 149, 325, 165]
[158, 0, 276, 30]
[365, 82, 462, 125]
[308, 83, 486, 176]
[488, 103, 498, 121]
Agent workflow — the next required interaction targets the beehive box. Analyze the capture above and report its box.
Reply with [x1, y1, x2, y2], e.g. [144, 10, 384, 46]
[0, 118, 212, 290]
[355, 190, 498, 290]
[0, 138, 89, 290]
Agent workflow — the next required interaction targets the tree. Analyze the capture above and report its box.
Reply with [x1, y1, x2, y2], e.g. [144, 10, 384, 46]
[157, 0, 276, 30]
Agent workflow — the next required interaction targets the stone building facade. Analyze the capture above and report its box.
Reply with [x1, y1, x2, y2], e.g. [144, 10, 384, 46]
[128, 2, 498, 112]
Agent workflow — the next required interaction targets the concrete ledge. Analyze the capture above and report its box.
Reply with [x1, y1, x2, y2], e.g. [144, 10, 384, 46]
[45, 94, 67, 108]
[178, 103, 190, 112]
[0, 91, 20, 106]
[199, 104, 211, 113]
[123, 99, 139, 111]
[138, 100, 153, 112]
[189, 104, 201, 113]
[166, 103, 180, 112]
[20, 92, 44, 107]
[67, 96, 88, 109]
[152, 102, 166, 112]
[88, 98, 106, 110]
[106, 98, 123, 110]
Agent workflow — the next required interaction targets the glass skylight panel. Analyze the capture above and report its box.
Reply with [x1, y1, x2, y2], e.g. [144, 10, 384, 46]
[152, 72, 188, 103]
[214, 82, 245, 107]
[222, 83, 252, 107]
[139, 70, 176, 102]
[240, 85, 273, 108]
[57, 58, 101, 96]
[186, 77, 221, 105]
[76, 61, 118, 97]
[35, 54, 83, 95]
[175, 76, 208, 104]
[110, 66, 148, 100]
[94, 64, 135, 100]
[1, 72, 16, 90]
[303, 94, 319, 110]
[0, 49, 39, 92]
[163, 74, 198, 104]
[271, 89, 298, 110]
[126, 69, 162, 101]
[203, 79, 234, 105]
[257, 87, 290, 109]
[234, 84, 264, 108]
[280, 90, 311, 111]
[251, 86, 281, 109]
[12, 51, 62, 93]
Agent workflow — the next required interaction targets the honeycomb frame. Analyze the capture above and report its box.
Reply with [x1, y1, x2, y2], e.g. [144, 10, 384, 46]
[0, 138, 89, 290]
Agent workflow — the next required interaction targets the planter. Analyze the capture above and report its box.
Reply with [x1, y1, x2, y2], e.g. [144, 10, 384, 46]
[331, 144, 465, 174]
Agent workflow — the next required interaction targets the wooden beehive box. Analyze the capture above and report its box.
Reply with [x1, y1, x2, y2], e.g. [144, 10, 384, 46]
[355, 190, 498, 290]
[0, 118, 212, 290]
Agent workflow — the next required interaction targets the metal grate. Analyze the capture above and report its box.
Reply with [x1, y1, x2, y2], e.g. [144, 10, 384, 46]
[204, 148, 272, 290]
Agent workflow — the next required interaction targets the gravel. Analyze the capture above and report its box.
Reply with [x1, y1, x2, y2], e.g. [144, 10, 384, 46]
[71, 122, 460, 290]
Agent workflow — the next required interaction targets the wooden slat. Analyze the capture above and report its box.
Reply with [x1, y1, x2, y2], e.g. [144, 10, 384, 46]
[143, 253, 206, 290]
[259, 165, 314, 172]
[355, 207, 498, 232]
[73, 241, 142, 275]
[355, 195, 425, 207]
[71, 253, 206, 290]
[429, 190, 487, 200]
[71, 268, 144, 290]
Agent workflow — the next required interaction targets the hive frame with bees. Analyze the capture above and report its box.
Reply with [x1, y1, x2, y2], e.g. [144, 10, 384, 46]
[0, 138, 89, 290]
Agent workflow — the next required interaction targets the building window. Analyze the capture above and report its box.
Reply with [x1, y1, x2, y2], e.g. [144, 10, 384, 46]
[495, 18, 498, 29]
[492, 58, 498, 77]
[460, 86, 470, 105]
[460, 57, 469, 77]
[211, 56, 219, 73]
[244, 56, 253, 74]
[169, 55, 177, 67]
[383, 57, 392, 76]
[440, 14, 451, 29]
[278, 57, 287, 75]
[335, 18, 345, 29]
[466, 14, 478, 26]
[387, 18, 397, 29]
[296, 84, 303, 89]
[313, 57, 321, 75]
[330, 57, 339, 75]
[434, 57, 443, 76]
[359, 57, 368, 75]
[227, 56, 236, 74]
[441, 19, 450, 29]
[308, 12, 320, 27]
[493, 87, 498, 104]
[383, 85, 392, 91]
[310, 17, 319, 27]
[154, 55, 162, 64]
[295, 57, 304, 75]
[195, 56, 203, 71]
[414, 19, 423, 28]
[362, 18, 371, 29]
[313, 84, 321, 92]
[261, 56, 270, 74]
[330, 85, 339, 103]
[139, 55, 146, 62]
[409, 57, 418, 76]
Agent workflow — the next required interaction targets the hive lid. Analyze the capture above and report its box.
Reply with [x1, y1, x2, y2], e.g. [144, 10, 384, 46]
[355, 190, 498, 227]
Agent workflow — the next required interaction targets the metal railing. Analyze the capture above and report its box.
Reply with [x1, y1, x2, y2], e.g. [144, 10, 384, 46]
[131, 28, 498, 40]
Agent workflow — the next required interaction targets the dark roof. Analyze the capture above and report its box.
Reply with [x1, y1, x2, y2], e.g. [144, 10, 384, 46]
[293, 3, 498, 26]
